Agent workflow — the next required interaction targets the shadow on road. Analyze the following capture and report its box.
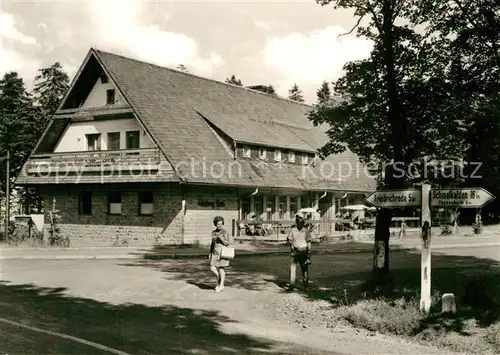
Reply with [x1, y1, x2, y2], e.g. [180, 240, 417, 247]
[0, 281, 298, 354]
[123, 247, 500, 335]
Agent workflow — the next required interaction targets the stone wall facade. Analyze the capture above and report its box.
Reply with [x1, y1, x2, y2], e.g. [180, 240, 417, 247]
[38, 182, 241, 247]
[40, 183, 184, 247]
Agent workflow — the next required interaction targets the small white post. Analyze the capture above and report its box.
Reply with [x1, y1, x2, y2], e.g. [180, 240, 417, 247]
[441, 293, 456, 314]
[420, 184, 432, 314]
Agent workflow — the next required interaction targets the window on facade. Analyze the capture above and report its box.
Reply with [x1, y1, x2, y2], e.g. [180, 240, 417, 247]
[266, 197, 275, 221]
[274, 149, 281, 161]
[107, 132, 120, 151]
[78, 190, 92, 215]
[254, 196, 263, 219]
[138, 191, 153, 215]
[108, 191, 122, 215]
[243, 146, 251, 158]
[126, 130, 140, 149]
[302, 195, 311, 208]
[288, 152, 296, 163]
[278, 196, 286, 220]
[289, 196, 297, 216]
[241, 197, 251, 220]
[106, 89, 116, 105]
[301, 154, 309, 165]
[100, 73, 109, 84]
[258, 148, 267, 160]
[86, 133, 101, 151]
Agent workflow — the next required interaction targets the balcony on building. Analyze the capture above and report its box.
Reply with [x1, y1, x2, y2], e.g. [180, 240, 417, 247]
[25, 147, 161, 174]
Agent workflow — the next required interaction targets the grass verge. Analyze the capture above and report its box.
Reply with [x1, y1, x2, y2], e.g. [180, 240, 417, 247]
[337, 287, 500, 354]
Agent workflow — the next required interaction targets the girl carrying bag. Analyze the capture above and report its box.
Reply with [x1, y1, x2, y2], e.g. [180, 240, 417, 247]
[220, 245, 235, 260]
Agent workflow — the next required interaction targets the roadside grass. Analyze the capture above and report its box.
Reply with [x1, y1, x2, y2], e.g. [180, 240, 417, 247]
[321, 267, 500, 354]
[337, 297, 500, 354]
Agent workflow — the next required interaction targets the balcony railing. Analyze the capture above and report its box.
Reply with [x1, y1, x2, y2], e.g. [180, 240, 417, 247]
[55, 104, 134, 120]
[26, 148, 161, 174]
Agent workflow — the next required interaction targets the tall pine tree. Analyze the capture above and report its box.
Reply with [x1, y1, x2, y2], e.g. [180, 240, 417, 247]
[0, 72, 41, 213]
[31, 62, 70, 212]
[316, 81, 331, 104]
[33, 62, 69, 126]
[288, 83, 304, 102]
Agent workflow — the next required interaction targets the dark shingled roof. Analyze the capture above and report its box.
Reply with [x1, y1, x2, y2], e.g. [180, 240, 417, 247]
[19, 48, 375, 192]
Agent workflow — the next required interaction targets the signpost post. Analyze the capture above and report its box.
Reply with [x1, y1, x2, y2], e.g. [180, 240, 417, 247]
[365, 185, 495, 315]
[420, 184, 432, 314]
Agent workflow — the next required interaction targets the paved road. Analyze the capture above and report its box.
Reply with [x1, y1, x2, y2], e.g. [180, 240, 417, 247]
[2, 244, 497, 354]
[1, 234, 498, 260]
[432, 245, 500, 261]
[390, 234, 500, 260]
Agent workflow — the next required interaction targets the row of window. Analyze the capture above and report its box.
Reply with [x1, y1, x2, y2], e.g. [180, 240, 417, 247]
[78, 191, 154, 215]
[242, 146, 310, 164]
[241, 196, 299, 220]
[86, 130, 140, 151]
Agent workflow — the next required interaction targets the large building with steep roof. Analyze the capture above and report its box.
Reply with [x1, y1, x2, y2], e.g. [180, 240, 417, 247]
[16, 48, 375, 246]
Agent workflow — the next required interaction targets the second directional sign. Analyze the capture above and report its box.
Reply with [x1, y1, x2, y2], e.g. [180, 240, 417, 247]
[431, 188, 495, 208]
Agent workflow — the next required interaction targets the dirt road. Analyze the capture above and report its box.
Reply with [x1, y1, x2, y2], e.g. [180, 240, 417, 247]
[0, 257, 457, 355]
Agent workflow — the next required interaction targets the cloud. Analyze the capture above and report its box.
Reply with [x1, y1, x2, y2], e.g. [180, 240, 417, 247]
[263, 26, 373, 85]
[0, 11, 41, 87]
[83, 0, 224, 76]
[0, 11, 37, 45]
[254, 20, 276, 32]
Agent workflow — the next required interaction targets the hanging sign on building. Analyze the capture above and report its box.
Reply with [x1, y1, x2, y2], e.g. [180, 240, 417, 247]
[197, 196, 227, 209]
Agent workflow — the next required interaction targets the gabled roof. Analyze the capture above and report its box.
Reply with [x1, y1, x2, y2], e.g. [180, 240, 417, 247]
[23, 48, 375, 192]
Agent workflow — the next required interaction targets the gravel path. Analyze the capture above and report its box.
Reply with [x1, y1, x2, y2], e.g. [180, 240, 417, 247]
[1, 259, 458, 354]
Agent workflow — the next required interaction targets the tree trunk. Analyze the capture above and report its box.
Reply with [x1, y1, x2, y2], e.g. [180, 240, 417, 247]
[373, 208, 393, 293]
[371, 0, 406, 292]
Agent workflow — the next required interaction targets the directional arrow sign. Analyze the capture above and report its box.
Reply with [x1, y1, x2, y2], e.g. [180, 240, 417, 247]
[431, 188, 495, 208]
[365, 189, 421, 208]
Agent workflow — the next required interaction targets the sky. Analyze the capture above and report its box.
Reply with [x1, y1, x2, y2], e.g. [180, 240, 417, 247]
[0, 0, 373, 104]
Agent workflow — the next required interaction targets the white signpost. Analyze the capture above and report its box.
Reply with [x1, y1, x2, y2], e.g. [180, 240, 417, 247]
[420, 185, 432, 313]
[365, 185, 495, 314]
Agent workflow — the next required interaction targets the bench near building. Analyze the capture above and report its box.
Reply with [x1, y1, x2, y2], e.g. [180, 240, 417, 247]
[16, 48, 376, 247]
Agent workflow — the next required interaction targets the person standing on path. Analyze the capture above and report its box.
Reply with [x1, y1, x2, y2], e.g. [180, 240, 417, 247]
[287, 213, 312, 290]
[209, 216, 232, 292]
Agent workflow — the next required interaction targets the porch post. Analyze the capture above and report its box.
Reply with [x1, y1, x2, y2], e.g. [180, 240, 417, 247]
[331, 194, 336, 216]
[285, 196, 291, 220]
[250, 195, 255, 216]
[237, 188, 242, 221]
[181, 184, 186, 244]
[274, 195, 280, 221]
[263, 196, 268, 220]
